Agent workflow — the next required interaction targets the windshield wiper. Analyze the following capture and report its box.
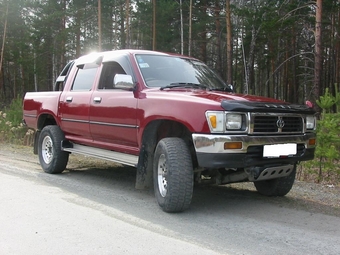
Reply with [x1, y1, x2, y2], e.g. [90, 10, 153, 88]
[160, 82, 208, 91]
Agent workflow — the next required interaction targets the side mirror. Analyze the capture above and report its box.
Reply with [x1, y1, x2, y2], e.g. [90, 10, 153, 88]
[54, 76, 66, 91]
[225, 84, 234, 93]
[114, 74, 135, 90]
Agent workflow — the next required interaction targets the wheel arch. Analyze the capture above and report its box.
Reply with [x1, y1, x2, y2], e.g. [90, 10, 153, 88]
[37, 113, 58, 130]
[135, 119, 197, 190]
[34, 114, 59, 154]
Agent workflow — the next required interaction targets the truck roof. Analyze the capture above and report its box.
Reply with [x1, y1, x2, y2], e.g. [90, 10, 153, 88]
[75, 49, 196, 66]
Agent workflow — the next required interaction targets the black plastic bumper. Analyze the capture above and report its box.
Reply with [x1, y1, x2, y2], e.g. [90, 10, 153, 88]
[196, 147, 315, 169]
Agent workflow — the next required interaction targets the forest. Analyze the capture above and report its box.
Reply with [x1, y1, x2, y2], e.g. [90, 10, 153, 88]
[0, 0, 339, 183]
[0, 0, 338, 107]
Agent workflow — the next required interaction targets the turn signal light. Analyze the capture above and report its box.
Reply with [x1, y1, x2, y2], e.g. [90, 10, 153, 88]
[209, 115, 217, 128]
[224, 142, 242, 150]
[309, 138, 316, 146]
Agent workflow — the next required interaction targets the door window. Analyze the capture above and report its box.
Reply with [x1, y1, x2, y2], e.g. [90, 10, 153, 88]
[98, 62, 126, 90]
[71, 67, 98, 91]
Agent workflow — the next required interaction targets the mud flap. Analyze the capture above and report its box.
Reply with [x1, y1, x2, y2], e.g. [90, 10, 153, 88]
[33, 130, 41, 155]
[135, 143, 153, 190]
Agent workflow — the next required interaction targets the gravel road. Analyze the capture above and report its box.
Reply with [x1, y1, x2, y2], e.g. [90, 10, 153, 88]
[1, 144, 340, 255]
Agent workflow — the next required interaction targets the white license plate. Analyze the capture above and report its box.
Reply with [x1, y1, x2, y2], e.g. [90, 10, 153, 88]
[263, 143, 297, 158]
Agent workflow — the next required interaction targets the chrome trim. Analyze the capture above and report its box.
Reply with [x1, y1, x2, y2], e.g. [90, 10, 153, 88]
[61, 118, 89, 123]
[89, 121, 138, 129]
[209, 111, 309, 135]
[61, 118, 138, 129]
[93, 97, 102, 103]
[249, 112, 304, 134]
[24, 114, 37, 118]
[66, 96, 73, 102]
[62, 143, 138, 167]
[192, 133, 316, 154]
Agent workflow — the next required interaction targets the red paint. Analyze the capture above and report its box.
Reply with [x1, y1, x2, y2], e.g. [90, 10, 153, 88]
[23, 50, 295, 154]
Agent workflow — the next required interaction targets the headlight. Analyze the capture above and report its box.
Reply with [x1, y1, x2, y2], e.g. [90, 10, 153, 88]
[306, 115, 316, 130]
[226, 113, 242, 130]
[206, 111, 225, 132]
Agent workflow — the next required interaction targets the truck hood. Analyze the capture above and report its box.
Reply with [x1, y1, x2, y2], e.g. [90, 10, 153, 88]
[144, 88, 315, 114]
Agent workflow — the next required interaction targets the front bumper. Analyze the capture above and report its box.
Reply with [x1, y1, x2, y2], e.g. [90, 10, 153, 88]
[192, 133, 316, 168]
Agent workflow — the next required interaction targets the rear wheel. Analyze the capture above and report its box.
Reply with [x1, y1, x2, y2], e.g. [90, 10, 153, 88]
[253, 164, 296, 196]
[38, 125, 69, 174]
[153, 138, 194, 212]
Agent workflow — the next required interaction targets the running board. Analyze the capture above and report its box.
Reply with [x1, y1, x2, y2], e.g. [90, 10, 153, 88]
[62, 142, 139, 167]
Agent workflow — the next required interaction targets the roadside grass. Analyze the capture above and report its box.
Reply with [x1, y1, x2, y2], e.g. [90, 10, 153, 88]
[297, 161, 340, 186]
[0, 98, 34, 146]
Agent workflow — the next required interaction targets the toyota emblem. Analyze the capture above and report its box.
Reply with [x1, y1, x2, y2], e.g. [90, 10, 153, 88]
[276, 117, 285, 128]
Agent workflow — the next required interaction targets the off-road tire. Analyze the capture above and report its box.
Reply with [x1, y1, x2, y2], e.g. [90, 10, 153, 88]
[153, 138, 194, 213]
[254, 164, 296, 196]
[38, 125, 69, 174]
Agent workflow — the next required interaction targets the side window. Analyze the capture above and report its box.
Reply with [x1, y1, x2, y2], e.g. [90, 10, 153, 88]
[98, 62, 126, 90]
[71, 67, 98, 91]
[54, 61, 74, 91]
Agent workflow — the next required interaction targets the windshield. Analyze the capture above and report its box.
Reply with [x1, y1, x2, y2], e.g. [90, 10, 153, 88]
[135, 54, 227, 90]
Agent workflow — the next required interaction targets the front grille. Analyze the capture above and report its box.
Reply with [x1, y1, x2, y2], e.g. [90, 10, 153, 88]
[282, 117, 303, 132]
[252, 114, 303, 134]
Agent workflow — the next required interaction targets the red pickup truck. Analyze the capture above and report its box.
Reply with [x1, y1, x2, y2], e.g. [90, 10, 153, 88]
[23, 50, 316, 212]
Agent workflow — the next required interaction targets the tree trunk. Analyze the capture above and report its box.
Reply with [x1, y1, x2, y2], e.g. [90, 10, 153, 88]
[75, 2, 82, 58]
[226, 0, 232, 85]
[126, 0, 130, 48]
[199, 0, 207, 63]
[120, 4, 126, 49]
[188, 0, 192, 56]
[314, 0, 323, 111]
[336, 8, 340, 89]
[60, 0, 66, 72]
[214, 1, 222, 76]
[245, 24, 256, 94]
[113, 1, 119, 50]
[152, 0, 156, 50]
[180, 0, 184, 55]
[0, 1, 9, 78]
[98, 0, 102, 51]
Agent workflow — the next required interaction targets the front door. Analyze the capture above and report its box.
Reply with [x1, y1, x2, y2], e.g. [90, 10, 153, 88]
[89, 61, 138, 154]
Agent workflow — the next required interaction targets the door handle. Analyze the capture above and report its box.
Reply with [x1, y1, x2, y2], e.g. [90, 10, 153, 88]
[93, 97, 102, 103]
[66, 96, 73, 102]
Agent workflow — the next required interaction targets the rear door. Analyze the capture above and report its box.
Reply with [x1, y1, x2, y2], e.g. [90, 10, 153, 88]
[59, 61, 100, 143]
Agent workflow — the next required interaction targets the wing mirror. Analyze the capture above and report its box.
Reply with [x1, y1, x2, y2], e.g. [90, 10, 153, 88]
[225, 84, 234, 93]
[114, 74, 135, 90]
[54, 76, 66, 91]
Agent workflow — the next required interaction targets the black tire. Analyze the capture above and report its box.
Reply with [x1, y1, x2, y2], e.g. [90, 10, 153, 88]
[38, 125, 69, 174]
[153, 138, 194, 213]
[253, 164, 296, 196]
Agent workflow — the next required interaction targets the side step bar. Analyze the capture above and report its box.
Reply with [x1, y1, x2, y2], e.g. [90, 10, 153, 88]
[62, 141, 139, 167]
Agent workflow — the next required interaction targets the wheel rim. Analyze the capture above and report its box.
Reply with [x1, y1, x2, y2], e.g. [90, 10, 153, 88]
[157, 154, 168, 197]
[42, 136, 54, 164]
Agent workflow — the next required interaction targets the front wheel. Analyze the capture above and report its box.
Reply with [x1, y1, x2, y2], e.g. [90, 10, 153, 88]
[38, 125, 69, 174]
[153, 138, 194, 213]
[253, 164, 296, 196]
